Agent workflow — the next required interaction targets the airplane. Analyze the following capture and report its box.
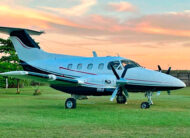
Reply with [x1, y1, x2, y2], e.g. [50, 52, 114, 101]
[0, 26, 186, 109]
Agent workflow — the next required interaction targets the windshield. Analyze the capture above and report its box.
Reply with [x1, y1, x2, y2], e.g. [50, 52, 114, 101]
[121, 60, 140, 68]
[107, 59, 140, 70]
[107, 60, 122, 70]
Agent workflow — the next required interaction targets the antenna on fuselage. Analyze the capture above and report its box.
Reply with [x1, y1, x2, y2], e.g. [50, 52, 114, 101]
[92, 51, 98, 57]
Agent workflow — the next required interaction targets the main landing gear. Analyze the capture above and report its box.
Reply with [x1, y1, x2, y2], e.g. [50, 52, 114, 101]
[116, 94, 127, 104]
[116, 90, 128, 104]
[65, 98, 76, 109]
[141, 92, 153, 109]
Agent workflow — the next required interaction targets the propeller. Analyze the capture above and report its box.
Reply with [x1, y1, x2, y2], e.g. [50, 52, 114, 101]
[110, 64, 129, 101]
[157, 65, 172, 95]
[158, 65, 162, 72]
[166, 67, 171, 74]
[157, 65, 171, 74]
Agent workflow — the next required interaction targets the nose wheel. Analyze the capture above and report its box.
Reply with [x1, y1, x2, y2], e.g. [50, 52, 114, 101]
[141, 92, 153, 109]
[141, 102, 150, 109]
[65, 98, 76, 109]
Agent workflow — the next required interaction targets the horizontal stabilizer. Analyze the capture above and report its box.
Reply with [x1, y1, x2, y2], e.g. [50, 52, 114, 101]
[0, 26, 44, 35]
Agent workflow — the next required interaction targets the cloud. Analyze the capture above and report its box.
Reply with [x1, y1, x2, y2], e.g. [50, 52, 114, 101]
[1, 3, 190, 46]
[129, 12, 190, 37]
[0, 5, 82, 29]
[108, 1, 136, 12]
[46, 11, 190, 45]
[0, 2, 189, 69]
[183, 42, 190, 47]
[39, 0, 96, 16]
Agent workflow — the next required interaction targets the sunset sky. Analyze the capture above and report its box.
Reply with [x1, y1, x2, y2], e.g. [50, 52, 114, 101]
[0, 0, 190, 70]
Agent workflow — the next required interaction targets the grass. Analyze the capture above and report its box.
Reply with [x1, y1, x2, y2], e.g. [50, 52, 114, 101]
[0, 86, 190, 138]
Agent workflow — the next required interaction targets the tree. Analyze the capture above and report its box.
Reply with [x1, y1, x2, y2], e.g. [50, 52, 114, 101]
[0, 38, 23, 93]
[0, 38, 20, 63]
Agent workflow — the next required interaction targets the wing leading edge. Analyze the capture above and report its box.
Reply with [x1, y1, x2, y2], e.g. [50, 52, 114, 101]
[0, 71, 78, 86]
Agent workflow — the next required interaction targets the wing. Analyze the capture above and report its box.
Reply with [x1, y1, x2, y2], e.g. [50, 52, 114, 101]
[0, 71, 78, 86]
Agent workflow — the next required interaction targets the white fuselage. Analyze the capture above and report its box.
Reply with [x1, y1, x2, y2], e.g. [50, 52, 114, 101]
[27, 55, 185, 91]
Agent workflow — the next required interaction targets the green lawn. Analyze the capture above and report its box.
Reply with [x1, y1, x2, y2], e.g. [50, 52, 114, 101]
[0, 86, 190, 138]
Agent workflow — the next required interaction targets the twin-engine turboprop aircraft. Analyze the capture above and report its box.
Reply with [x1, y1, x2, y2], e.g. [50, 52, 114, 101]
[0, 27, 186, 109]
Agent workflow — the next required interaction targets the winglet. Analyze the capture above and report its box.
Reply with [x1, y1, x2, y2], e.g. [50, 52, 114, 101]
[0, 26, 44, 35]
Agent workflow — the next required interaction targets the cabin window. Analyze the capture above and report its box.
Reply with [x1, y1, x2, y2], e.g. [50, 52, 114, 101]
[87, 63, 93, 70]
[67, 64, 72, 69]
[77, 64, 82, 70]
[107, 61, 121, 70]
[98, 63, 104, 70]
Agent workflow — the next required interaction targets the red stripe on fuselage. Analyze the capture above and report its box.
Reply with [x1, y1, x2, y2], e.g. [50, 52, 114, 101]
[84, 82, 103, 86]
[126, 78, 169, 84]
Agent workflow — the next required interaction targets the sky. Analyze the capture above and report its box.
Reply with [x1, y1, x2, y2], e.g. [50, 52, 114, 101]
[0, 0, 190, 70]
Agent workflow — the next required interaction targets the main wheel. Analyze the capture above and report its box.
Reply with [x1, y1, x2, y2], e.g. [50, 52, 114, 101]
[65, 98, 76, 109]
[141, 102, 150, 109]
[116, 95, 127, 104]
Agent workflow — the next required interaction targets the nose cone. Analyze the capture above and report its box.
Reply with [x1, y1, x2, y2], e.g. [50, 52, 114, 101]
[175, 78, 186, 88]
[159, 72, 186, 89]
[125, 67, 186, 91]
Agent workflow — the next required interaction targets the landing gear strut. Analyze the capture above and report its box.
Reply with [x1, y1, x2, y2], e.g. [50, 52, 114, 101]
[141, 92, 153, 109]
[65, 98, 76, 109]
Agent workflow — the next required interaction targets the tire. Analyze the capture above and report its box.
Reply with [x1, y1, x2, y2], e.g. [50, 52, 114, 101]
[141, 102, 150, 109]
[116, 95, 127, 104]
[65, 98, 76, 109]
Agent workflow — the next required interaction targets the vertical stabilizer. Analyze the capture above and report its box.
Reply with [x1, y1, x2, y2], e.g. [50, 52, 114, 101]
[0, 27, 46, 62]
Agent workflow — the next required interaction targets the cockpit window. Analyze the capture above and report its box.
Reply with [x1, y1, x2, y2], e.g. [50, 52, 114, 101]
[107, 61, 122, 70]
[107, 60, 140, 70]
[121, 60, 140, 68]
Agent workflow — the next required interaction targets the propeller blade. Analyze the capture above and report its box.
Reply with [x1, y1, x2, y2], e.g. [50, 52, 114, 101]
[110, 87, 119, 101]
[158, 65, 162, 72]
[166, 67, 171, 74]
[110, 64, 120, 80]
[121, 65, 128, 78]
[157, 91, 161, 96]
[122, 87, 129, 97]
[167, 90, 171, 95]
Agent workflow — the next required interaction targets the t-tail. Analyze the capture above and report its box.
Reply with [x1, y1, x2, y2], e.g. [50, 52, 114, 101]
[0, 27, 47, 63]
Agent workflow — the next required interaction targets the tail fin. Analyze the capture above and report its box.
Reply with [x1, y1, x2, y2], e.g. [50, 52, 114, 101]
[0, 27, 46, 62]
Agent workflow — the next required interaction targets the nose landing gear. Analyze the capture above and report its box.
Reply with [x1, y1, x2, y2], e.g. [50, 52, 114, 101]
[141, 92, 153, 109]
[141, 102, 150, 109]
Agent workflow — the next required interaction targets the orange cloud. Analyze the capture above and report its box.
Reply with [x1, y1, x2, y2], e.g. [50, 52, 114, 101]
[136, 22, 190, 37]
[0, 3, 189, 69]
[108, 1, 136, 12]
[0, 5, 82, 29]
[39, 0, 96, 16]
